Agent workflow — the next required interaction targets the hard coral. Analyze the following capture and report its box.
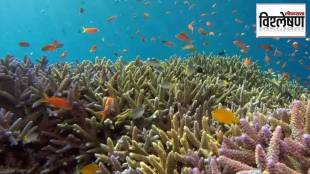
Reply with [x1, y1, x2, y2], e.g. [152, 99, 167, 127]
[0, 55, 308, 173]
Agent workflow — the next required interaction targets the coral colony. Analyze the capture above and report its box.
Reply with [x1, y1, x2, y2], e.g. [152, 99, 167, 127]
[0, 55, 309, 174]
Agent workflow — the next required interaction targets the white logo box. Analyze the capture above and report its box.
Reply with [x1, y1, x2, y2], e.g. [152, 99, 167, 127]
[256, 3, 306, 38]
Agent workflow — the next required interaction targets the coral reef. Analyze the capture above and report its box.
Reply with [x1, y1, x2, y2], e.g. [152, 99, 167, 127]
[214, 100, 310, 174]
[0, 54, 308, 173]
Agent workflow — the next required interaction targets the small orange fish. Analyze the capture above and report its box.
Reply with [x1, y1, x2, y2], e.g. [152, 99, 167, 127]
[182, 43, 195, 50]
[19, 42, 30, 47]
[188, 21, 194, 32]
[212, 108, 239, 124]
[42, 44, 57, 51]
[98, 110, 109, 120]
[162, 40, 175, 47]
[103, 97, 114, 111]
[82, 27, 99, 34]
[43, 96, 70, 109]
[60, 51, 68, 58]
[259, 44, 273, 52]
[175, 32, 191, 42]
[98, 96, 115, 120]
[282, 72, 290, 80]
[233, 39, 248, 50]
[42, 41, 63, 52]
[89, 45, 97, 52]
[80, 163, 99, 174]
[243, 58, 252, 66]
[198, 28, 208, 35]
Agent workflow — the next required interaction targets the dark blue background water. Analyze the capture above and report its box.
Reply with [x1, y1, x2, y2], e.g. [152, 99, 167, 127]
[0, 0, 309, 86]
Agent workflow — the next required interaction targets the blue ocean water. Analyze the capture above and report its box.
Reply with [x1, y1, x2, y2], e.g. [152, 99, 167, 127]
[0, 0, 309, 86]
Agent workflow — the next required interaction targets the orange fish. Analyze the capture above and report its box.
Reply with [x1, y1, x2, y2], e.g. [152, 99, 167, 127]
[243, 58, 252, 66]
[175, 32, 191, 42]
[281, 72, 290, 80]
[82, 27, 99, 34]
[60, 51, 68, 58]
[211, 108, 239, 124]
[80, 163, 99, 174]
[19, 42, 30, 47]
[162, 40, 175, 47]
[98, 97, 115, 120]
[188, 21, 194, 32]
[182, 43, 195, 50]
[198, 28, 208, 35]
[42, 41, 63, 52]
[233, 39, 248, 52]
[89, 45, 97, 52]
[259, 44, 273, 52]
[103, 97, 115, 110]
[43, 96, 70, 109]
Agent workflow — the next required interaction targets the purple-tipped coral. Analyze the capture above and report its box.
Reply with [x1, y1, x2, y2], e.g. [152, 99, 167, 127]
[255, 144, 267, 170]
[267, 126, 282, 163]
[218, 156, 254, 172]
[215, 100, 310, 174]
[290, 100, 304, 141]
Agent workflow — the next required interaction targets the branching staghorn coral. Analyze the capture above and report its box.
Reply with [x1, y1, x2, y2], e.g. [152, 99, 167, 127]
[0, 54, 308, 173]
[94, 113, 222, 174]
[215, 100, 310, 174]
[0, 108, 40, 173]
